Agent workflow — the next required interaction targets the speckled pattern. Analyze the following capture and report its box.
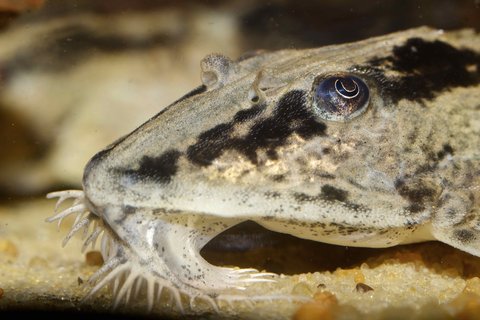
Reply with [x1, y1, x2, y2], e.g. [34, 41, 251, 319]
[46, 27, 479, 313]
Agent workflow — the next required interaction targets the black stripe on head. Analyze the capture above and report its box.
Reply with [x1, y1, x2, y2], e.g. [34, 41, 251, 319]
[187, 90, 327, 166]
[355, 38, 480, 103]
[186, 122, 237, 166]
[122, 149, 182, 184]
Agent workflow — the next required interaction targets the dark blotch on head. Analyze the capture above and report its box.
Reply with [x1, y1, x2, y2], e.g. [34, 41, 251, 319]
[454, 229, 476, 244]
[186, 104, 266, 166]
[405, 203, 425, 213]
[187, 123, 235, 166]
[355, 38, 480, 103]
[123, 205, 136, 215]
[235, 91, 327, 162]
[233, 103, 266, 122]
[410, 143, 455, 177]
[124, 149, 181, 183]
[293, 192, 320, 203]
[395, 179, 436, 213]
[273, 90, 328, 139]
[187, 90, 327, 166]
[320, 185, 348, 202]
[437, 144, 454, 160]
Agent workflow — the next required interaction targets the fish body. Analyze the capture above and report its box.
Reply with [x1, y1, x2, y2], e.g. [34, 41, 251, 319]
[47, 27, 480, 311]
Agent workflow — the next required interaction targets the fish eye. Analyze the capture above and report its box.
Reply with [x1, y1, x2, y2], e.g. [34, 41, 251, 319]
[312, 74, 370, 121]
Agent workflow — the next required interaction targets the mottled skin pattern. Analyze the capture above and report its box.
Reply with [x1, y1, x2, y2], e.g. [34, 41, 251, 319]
[47, 27, 480, 310]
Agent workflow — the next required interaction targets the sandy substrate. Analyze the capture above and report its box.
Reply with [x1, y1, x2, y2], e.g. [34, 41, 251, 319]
[1, 199, 480, 319]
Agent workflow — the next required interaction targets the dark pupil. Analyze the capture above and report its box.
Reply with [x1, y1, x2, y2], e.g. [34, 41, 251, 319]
[313, 74, 369, 121]
[334, 78, 359, 98]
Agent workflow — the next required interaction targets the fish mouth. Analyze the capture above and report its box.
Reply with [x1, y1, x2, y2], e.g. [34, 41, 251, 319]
[44, 188, 409, 275]
[45, 188, 432, 313]
[46, 189, 118, 258]
[45, 189, 282, 312]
